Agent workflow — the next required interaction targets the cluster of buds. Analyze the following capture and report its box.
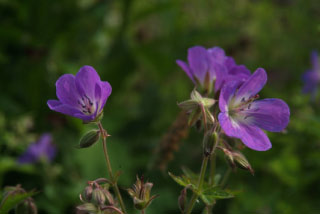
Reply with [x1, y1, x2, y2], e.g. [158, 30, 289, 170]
[77, 178, 122, 214]
[219, 145, 254, 175]
[127, 175, 158, 211]
[178, 90, 215, 128]
[2, 185, 37, 214]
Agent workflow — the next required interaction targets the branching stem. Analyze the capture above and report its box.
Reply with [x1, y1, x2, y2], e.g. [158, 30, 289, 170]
[97, 122, 127, 214]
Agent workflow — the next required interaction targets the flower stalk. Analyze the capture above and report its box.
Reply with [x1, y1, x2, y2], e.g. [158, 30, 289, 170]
[185, 154, 209, 214]
[97, 122, 127, 214]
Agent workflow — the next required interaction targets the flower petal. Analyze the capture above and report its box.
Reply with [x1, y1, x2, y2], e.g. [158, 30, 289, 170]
[98, 81, 112, 112]
[235, 68, 267, 103]
[218, 112, 242, 138]
[219, 81, 242, 112]
[55, 74, 81, 106]
[47, 100, 84, 119]
[239, 124, 272, 151]
[311, 51, 319, 72]
[176, 60, 195, 83]
[302, 70, 319, 94]
[207, 46, 226, 65]
[219, 112, 272, 151]
[187, 46, 209, 83]
[75, 65, 102, 100]
[245, 98, 290, 132]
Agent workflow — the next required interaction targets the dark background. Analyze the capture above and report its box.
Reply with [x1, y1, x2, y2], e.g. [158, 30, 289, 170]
[1, 0, 320, 213]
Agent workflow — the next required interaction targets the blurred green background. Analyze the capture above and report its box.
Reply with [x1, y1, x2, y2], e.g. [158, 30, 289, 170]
[1, 0, 320, 213]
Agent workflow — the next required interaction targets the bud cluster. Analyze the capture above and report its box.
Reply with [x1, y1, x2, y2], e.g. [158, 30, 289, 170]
[77, 178, 122, 214]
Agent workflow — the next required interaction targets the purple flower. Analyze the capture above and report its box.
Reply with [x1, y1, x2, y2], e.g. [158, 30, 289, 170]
[18, 134, 56, 164]
[176, 46, 250, 92]
[47, 66, 112, 122]
[302, 51, 320, 97]
[218, 68, 290, 151]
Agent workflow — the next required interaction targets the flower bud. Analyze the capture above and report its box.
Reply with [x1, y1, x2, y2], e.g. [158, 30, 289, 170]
[92, 188, 106, 205]
[78, 130, 100, 149]
[203, 132, 218, 156]
[81, 186, 93, 202]
[221, 148, 254, 175]
[178, 188, 187, 213]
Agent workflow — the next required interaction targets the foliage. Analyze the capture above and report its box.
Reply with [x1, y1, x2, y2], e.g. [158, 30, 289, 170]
[0, 0, 320, 213]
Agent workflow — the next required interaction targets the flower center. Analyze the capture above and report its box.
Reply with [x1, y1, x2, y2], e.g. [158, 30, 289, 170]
[78, 95, 95, 115]
[228, 95, 260, 121]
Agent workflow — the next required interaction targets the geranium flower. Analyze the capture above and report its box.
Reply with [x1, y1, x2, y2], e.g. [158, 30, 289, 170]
[176, 46, 250, 92]
[18, 133, 56, 164]
[302, 51, 320, 98]
[47, 66, 112, 122]
[218, 68, 290, 151]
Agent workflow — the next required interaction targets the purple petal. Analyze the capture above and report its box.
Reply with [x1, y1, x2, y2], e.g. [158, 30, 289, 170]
[75, 65, 102, 101]
[213, 63, 228, 91]
[225, 57, 236, 70]
[311, 51, 319, 72]
[239, 124, 272, 151]
[302, 70, 319, 94]
[219, 81, 242, 112]
[219, 113, 271, 151]
[207, 46, 226, 65]
[176, 60, 195, 83]
[187, 46, 209, 83]
[245, 98, 290, 132]
[47, 100, 84, 119]
[55, 74, 81, 106]
[228, 64, 251, 77]
[235, 68, 267, 103]
[98, 81, 112, 112]
[218, 112, 242, 138]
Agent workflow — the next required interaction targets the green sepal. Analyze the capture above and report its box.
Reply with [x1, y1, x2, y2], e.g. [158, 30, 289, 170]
[77, 130, 100, 149]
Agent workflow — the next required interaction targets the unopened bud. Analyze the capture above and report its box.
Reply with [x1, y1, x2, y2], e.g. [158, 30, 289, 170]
[101, 188, 114, 205]
[81, 186, 93, 202]
[222, 148, 254, 175]
[178, 188, 187, 213]
[203, 132, 218, 156]
[92, 188, 106, 205]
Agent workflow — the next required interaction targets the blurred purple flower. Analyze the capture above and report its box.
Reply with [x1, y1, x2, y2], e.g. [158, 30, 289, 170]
[18, 133, 56, 164]
[218, 68, 290, 151]
[176, 46, 250, 92]
[47, 66, 112, 122]
[302, 51, 320, 98]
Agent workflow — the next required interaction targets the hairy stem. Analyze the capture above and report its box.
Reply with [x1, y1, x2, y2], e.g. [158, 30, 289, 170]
[185, 155, 209, 214]
[97, 122, 127, 214]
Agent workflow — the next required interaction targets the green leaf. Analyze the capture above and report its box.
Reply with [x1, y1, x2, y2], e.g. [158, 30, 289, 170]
[200, 187, 234, 205]
[0, 191, 36, 214]
[78, 130, 100, 149]
[168, 172, 197, 191]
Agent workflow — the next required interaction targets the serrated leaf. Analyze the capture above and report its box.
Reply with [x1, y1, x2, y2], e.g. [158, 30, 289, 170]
[200, 187, 234, 205]
[0, 191, 37, 214]
[77, 130, 100, 149]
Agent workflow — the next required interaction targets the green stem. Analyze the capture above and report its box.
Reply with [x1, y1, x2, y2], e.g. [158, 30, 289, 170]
[220, 167, 232, 189]
[185, 155, 209, 214]
[98, 122, 127, 214]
